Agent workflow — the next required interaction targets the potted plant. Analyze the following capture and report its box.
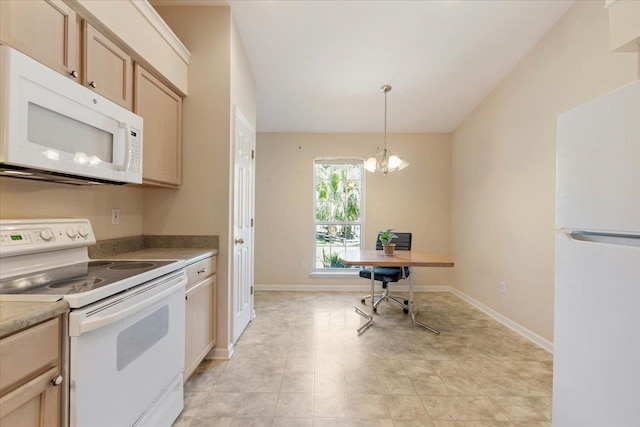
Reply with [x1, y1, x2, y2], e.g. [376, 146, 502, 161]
[379, 228, 398, 255]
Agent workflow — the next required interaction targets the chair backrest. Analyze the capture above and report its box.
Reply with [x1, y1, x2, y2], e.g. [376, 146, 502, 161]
[375, 232, 412, 251]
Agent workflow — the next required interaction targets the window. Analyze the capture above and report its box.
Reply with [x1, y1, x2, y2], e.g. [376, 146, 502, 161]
[314, 159, 364, 270]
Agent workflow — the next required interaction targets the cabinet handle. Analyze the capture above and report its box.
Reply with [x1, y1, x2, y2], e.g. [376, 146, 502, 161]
[70, 70, 79, 79]
[235, 238, 244, 244]
[89, 81, 97, 88]
[51, 375, 63, 386]
[197, 268, 207, 274]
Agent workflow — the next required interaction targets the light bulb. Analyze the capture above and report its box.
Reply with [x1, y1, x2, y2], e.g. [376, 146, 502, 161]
[364, 157, 377, 172]
[388, 155, 402, 169]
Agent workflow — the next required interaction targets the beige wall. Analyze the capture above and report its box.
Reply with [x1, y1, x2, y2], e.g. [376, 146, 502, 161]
[608, 0, 640, 52]
[0, 179, 143, 240]
[152, 6, 255, 354]
[450, 0, 638, 343]
[231, 20, 257, 128]
[255, 133, 452, 288]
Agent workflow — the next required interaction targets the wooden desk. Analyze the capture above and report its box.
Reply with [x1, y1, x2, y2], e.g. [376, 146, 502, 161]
[340, 250, 454, 334]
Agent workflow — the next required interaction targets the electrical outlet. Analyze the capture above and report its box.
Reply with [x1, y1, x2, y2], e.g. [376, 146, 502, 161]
[500, 282, 507, 294]
[301, 261, 308, 269]
[111, 208, 120, 225]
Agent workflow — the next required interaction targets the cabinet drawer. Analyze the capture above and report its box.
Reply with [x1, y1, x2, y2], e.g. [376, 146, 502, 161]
[185, 256, 216, 289]
[0, 318, 60, 396]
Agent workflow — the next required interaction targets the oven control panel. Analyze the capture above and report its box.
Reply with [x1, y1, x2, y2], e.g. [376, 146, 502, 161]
[0, 219, 96, 257]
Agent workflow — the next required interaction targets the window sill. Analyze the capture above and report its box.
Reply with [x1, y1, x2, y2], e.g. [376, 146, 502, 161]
[309, 270, 361, 279]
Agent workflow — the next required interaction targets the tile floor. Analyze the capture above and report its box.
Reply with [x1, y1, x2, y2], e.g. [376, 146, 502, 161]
[173, 291, 553, 427]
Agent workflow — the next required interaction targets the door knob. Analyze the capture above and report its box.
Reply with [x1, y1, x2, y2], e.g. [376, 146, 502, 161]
[235, 238, 244, 244]
[51, 375, 63, 386]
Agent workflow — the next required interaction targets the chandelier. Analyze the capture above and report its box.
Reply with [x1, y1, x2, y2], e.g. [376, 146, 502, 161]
[363, 85, 409, 175]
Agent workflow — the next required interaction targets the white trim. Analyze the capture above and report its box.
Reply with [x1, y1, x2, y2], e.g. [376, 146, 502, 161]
[207, 342, 235, 360]
[150, 0, 229, 6]
[604, 0, 617, 9]
[313, 159, 366, 273]
[254, 283, 449, 292]
[449, 287, 554, 354]
[131, 0, 191, 63]
[308, 271, 361, 279]
[254, 284, 553, 354]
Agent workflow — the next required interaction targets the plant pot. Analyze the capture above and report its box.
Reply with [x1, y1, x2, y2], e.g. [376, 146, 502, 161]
[383, 243, 396, 255]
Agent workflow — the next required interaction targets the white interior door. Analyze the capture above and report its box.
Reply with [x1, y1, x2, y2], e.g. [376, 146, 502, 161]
[232, 108, 255, 343]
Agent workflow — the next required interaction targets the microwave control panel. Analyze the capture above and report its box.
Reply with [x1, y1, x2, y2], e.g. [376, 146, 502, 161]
[129, 130, 141, 173]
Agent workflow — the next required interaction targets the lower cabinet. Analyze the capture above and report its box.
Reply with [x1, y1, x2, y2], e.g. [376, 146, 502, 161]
[184, 255, 217, 380]
[0, 317, 63, 427]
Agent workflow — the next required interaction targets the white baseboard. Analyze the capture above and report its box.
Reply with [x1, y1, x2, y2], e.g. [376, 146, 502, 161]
[207, 342, 235, 360]
[449, 287, 554, 354]
[254, 283, 449, 292]
[254, 283, 553, 354]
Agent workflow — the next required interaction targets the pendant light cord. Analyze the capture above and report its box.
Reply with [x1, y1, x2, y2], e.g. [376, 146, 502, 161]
[384, 89, 388, 151]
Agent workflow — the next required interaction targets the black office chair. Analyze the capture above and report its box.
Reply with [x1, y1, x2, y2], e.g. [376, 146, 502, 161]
[360, 232, 411, 314]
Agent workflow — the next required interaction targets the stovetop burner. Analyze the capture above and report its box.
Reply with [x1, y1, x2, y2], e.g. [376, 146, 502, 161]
[48, 276, 104, 291]
[86, 261, 113, 267]
[0, 260, 177, 296]
[109, 262, 155, 270]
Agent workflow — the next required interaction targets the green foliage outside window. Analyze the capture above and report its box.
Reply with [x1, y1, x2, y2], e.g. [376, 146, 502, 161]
[314, 162, 363, 269]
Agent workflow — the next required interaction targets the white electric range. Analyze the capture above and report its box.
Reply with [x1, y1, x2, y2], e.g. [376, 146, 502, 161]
[0, 219, 187, 427]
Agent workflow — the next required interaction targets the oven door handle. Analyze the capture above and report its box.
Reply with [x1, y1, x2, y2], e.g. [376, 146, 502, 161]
[78, 275, 186, 335]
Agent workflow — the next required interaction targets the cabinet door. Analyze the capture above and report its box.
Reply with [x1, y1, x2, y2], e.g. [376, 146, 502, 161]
[0, 317, 62, 427]
[0, 0, 79, 80]
[83, 23, 132, 109]
[184, 276, 215, 379]
[134, 64, 182, 187]
[0, 367, 61, 427]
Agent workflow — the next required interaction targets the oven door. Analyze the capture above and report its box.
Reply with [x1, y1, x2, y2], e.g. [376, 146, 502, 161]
[68, 270, 186, 427]
[0, 45, 143, 184]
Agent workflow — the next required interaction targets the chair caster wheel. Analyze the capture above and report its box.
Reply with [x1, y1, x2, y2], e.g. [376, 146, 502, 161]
[403, 308, 409, 314]
[404, 300, 409, 305]
[361, 299, 366, 304]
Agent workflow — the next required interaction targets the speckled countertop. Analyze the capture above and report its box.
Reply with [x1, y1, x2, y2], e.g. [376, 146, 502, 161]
[101, 248, 217, 265]
[0, 300, 68, 339]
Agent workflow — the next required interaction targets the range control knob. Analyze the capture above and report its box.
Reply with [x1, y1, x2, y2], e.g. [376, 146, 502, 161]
[40, 229, 54, 241]
[78, 226, 89, 238]
[66, 227, 77, 238]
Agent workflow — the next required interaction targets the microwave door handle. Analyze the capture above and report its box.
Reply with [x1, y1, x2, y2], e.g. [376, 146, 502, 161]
[118, 122, 132, 171]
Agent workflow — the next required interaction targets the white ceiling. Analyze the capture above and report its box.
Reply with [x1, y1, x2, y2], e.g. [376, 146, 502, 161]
[198, 1, 575, 132]
[228, 0, 574, 133]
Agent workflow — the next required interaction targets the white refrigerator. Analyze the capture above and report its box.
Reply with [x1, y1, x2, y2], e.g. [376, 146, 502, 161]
[553, 79, 640, 426]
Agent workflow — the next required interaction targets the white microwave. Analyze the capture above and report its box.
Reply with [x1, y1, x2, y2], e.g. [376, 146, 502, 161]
[0, 46, 143, 185]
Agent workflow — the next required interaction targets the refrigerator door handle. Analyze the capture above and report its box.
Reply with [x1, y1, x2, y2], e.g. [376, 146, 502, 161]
[570, 231, 640, 247]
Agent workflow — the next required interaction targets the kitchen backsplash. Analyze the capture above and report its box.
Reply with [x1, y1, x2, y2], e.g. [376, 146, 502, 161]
[89, 235, 218, 258]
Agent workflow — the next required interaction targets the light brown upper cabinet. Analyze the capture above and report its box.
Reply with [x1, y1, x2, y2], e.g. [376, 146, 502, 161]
[0, 0, 80, 81]
[83, 23, 133, 110]
[134, 64, 182, 187]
